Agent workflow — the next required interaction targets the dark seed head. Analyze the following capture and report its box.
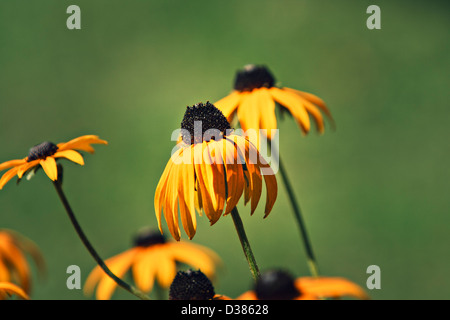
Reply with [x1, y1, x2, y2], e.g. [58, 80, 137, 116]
[27, 141, 58, 162]
[169, 270, 216, 300]
[180, 101, 231, 145]
[234, 64, 276, 92]
[133, 227, 166, 247]
[254, 270, 300, 300]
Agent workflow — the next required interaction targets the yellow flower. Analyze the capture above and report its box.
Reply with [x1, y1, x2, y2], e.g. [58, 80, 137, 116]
[0, 135, 108, 189]
[0, 229, 45, 295]
[0, 282, 30, 300]
[154, 102, 277, 241]
[84, 228, 222, 300]
[237, 269, 369, 300]
[215, 64, 333, 140]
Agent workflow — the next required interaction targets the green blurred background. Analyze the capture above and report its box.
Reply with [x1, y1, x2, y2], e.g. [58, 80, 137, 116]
[0, 0, 449, 300]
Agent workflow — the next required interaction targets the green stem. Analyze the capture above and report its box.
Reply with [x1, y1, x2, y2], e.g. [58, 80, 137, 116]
[270, 140, 320, 277]
[52, 181, 151, 300]
[231, 207, 260, 280]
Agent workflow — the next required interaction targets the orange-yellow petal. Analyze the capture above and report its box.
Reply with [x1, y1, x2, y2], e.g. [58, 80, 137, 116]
[131, 248, 158, 293]
[0, 167, 19, 190]
[269, 87, 311, 133]
[214, 91, 242, 121]
[16, 160, 40, 179]
[155, 251, 177, 288]
[53, 150, 85, 165]
[89, 249, 137, 300]
[57, 135, 108, 153]
[296, 277, 369, 300]
[257, 88, 277, 139]
[40, 157, 58, 181]
[0, 282, 30, 300]
[167, 242, 221, 279]
[0, 159, 26, 172]
[237, 91, 260, 135]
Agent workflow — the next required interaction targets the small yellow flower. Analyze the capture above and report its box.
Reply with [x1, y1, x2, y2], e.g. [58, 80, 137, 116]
[84, 228, 222, 300]
[0, 229, 45, 295]
[215, 64, 333, 140]
[237, 269, 369, 300]
[155, 102, 277, 240]
[0, 135, 108, 189]
[0, 282, 30, 300]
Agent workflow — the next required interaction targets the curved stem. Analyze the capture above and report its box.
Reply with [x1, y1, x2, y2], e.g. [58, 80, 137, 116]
[231, 207, 260, 280]
[268, 139, 319, 277]
[52, 181, 151, 300]
[278, 158, 320, 277]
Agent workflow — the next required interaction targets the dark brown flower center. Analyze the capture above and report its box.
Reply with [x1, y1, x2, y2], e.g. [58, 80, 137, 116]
[234, 64, 276, 92]
[133, 228, 166, 247]
[180, 101, 231, 145]
[255, 270, 300, 300]
[169, 270, 216, 300]
[27, 141, 58, 162]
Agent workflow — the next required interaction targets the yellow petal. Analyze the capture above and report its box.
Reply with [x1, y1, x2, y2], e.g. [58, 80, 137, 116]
[16, 160, 40, 179]
[164, 159, 182, 241]
[53, 150, 85, 165]
[0, 167, 19, 190]
[0, 159, 26, 172]
[269, 87, 310, 133]
[237, 91, 260, 134]
[296, 277, 370, 300]
[131, 248, 157, 293]
[0, 240, 31, 293]
[57, 135, 108, 153]
[155, 252, 177, 288]
[40, 157, 58, 181]
[223, 138, 245, 214]
[154, 150, 178, 235]
[257, 88, 277, 139]
[168, 242, 220, 279]
[214, 91, 242, 120]
[0, 282, 30, 300]
[94, 249, 137, 300]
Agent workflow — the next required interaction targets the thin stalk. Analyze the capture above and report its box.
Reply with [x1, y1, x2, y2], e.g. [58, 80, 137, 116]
[230, 207, 260, 280]
[269, 140, 320, 277]
[52, 180, 151, 300]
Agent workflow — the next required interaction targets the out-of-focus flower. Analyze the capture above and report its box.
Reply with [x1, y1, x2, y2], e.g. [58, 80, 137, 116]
[215, 64, 333, 140]
[0, 229, 45, 295]
[84, 228, 221, 300]
[237, 269, 369, 300]
[0, 135, 107, 189]
[0, 282, 30, 300]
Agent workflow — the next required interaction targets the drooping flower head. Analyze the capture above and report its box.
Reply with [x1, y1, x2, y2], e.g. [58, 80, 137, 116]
[237, 269, 369, 300]
[0, 135, 108, 189]
[0, 229, 45, 296]
[215, 64, 333, 140]
[155, 102, 277, 241]
[84, 227, 221, 300]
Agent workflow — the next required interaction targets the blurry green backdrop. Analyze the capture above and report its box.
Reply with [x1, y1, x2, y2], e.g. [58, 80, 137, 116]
[1, 0, 449, 300]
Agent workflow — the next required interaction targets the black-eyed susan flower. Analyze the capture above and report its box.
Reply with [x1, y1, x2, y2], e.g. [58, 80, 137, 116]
[0, 229, 45, 295]
[237, 269, 369, 300]
[84, 227, 221, 300]
[155, 101, 277, 241]
[0, 135, 108, 189]
[169, 269, 230, 300]
[0, 282, 30, 300]
[214, 64, 333, 140]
